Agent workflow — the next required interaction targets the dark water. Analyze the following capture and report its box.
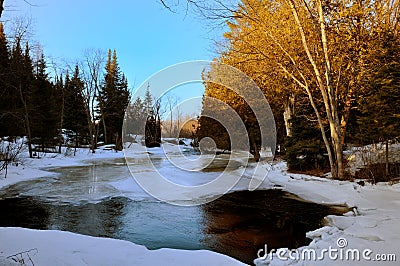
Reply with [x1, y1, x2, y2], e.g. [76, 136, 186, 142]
[202, 190, 349, 264]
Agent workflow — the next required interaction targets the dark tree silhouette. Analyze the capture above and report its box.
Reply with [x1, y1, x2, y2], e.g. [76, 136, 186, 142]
[0, 0, 3, 18]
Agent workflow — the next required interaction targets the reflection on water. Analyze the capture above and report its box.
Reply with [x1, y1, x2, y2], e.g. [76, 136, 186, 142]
[202, 190, 350, 264]
[0, 158, 349, 265]
[0, 196, 205, 250]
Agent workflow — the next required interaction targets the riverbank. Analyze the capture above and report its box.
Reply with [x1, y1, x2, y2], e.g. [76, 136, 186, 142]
[254, 162, 400, 265]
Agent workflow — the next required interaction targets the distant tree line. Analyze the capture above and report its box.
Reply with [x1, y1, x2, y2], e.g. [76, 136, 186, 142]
[0, 23, 130, 156]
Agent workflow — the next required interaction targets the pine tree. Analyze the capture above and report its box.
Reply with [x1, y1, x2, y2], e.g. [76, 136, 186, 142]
[0, 22, 13, 137]
[9, 39, 35, 157]
[98, 49, 130, 150]
[29, 52, 59, 151]
[63, 65, 88, 151]
[357, 29, 400, 178]
[55, 74, 65, 153]
[144, 83, 153, 115]
[125, 97, 147, 136]
[284, 99, 329, 172]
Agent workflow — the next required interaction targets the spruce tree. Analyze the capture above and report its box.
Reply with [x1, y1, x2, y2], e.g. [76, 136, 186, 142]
[29, 52, 59, 151]
[0, 22, 13, 137]
[63, 65, 88, 150]
[357, 29, 400, 178]
[98, 49, 130, 150]
[125, 96, 147, 136]
[9, 39, 35, 157]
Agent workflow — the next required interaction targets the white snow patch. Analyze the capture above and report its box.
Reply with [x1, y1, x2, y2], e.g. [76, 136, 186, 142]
[0, 227, 245, 266]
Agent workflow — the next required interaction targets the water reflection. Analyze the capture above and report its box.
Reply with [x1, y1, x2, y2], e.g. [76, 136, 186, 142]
[0, 196, 205, 251]
[202, 190, 350, 265]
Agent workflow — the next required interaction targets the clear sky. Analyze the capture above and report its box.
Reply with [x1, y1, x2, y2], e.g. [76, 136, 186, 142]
[2, 0, 225, 115]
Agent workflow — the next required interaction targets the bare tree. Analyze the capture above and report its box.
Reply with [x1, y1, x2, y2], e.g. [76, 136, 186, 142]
[166, 95, 178, 137]
[0, 138, 23, 178]
[80, 48, 105, 153]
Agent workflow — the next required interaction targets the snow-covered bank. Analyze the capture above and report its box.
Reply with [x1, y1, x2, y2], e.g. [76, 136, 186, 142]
[254, 162, 400, 265]
[0, 227, 245, 266]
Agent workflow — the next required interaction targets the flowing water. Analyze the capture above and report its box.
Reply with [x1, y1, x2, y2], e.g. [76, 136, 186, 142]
[0, 155, 349, 265]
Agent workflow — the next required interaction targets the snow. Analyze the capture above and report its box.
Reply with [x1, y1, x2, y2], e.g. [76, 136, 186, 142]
[346, 142, 400, 175]
[253, 162, 400, 265]
[1, 140, 400, 265]
[0, 227, 244, 266]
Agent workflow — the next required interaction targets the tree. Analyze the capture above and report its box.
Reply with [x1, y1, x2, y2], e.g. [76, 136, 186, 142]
[0, 0, 4, 18]
[98, 49, 130, 150]
[144, 83, 153, 115]
[357, 27, 400, 177]
[0, 22, 16, 137]
[125, 97, 147, 138]
[29, 52, 59, 151]
[80, 48, 105, 153]
[63, 65, 88, 153]
[9, 38, 34, 157]
[54, 73, 65, 153]
[195, 0, 400, 179]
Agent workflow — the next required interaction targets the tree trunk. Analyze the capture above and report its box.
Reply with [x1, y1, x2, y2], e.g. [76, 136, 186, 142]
[85, 103, 94, 153]
[91, 89, 98, 151]
[386, 139, 389, 177]
[94, 123, 99, 150]
[0, 0, 4, 18]
[283, 94, 294, 137]
[18, 82, 33, 158]
[103, 117, 107, 144]
[318, 0, 344, 179]
[58, 88, 64, 154]
[74, 133, 78, 156]
[288, 0, 344, 179]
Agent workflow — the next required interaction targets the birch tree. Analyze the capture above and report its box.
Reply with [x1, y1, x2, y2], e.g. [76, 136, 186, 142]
[190, 0, 399, 179]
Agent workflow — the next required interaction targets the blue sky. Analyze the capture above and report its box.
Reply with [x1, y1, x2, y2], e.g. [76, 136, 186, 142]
[2, 0, 226, 115]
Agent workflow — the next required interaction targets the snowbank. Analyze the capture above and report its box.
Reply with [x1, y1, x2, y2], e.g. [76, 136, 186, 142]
[0, 227, 245, 266]
[254, 162, 400, 265]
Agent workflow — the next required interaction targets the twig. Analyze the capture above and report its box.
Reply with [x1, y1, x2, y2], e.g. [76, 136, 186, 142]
[6, 248, 38, 265]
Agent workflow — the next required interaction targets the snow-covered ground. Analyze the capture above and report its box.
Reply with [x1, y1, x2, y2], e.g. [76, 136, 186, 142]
[0, 227, 243, 266]
[254, 163, 400, 265]
[0, 141, 399, 265]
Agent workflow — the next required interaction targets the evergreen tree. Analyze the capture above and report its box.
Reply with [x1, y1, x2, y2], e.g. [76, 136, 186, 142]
[144, 83, 153, 115]
[356, 29, 400, 178]
[125, 97, 147, 136]
[29, 52, 59, 151]
[0, 22, 8, 89]
[0, 22, 14, 137]
[63, 66, 88, 149]
[9, 38, 35, 157]
[54, 74, 65, 153]
[98, 49, 130, 150]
